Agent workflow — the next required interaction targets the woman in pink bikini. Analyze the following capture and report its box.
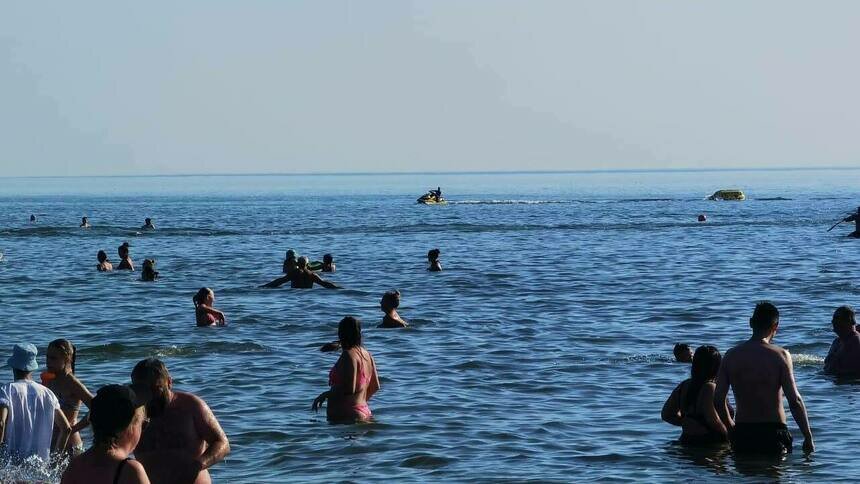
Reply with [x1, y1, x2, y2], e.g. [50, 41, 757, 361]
[193, 287, 226, 327]
[312, 316, 380, 423]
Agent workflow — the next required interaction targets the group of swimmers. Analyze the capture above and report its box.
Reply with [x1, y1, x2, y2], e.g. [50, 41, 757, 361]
[96, 242, 159, 282]
[664, 302, 860, 455]
[1, 342, 229, 484]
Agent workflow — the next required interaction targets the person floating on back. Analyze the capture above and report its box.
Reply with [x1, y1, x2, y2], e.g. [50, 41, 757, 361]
[378, 290, 408, 328]
[662, 345, 729, 445]
[322, 253, 336, 273]
[193, 287, 226, 327]
[97, 250, 113, 272]
[714, 301, 814, 454]
[80, 217, 91, 229]
[673, 343, 693, 363]
[60, 384, 151, 484]
[141, 218, 155, 230]
[262, 256, 339, 289]
[131, 358, 230, 484]
[841, 206, 860, 238]
[428, 248, 442, 272]
[824, 305, 860, 376]
[117, 242, 134, 271]
[0, 343, 72, 462]
[141, 259, 159, 282]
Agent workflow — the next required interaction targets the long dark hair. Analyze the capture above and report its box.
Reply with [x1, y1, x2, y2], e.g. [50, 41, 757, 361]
[338, 316, 362, 349]
[193, 287, 211, 309]
[685, 345, 721, 411]
[49, 338, 77, 374]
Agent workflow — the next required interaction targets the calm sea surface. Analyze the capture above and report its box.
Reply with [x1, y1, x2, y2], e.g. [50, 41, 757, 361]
[2, 170, 860, 482]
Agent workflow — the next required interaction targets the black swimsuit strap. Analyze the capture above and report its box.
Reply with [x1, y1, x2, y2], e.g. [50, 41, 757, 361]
[113, 457, 133, 484]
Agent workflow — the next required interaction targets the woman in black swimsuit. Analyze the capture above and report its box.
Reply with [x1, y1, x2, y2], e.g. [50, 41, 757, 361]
[61, 384, 150, 483]
[661, 345, 729, 445]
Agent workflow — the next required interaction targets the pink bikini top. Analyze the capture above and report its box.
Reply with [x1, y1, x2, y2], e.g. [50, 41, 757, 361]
[329, 355, 370, 389]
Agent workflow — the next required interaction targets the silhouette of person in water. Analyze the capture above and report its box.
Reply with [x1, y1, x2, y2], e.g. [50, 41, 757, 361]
[29, 215, 36, 223]
[96, 250, 113, 272]
[141, 259, 159, 281]
[262, 256, 339, 289]
[378, 290, 407, 328]
[824, 305, 860, 376]
[117, 242, 134, 271]
[80, 217, 91, 228]
[842, 207, 860, 238]
[322, 254, 336, 273]
[428, 249, 442, 272]
[674, 343, 693, 363]
[141, 218, 155, 230]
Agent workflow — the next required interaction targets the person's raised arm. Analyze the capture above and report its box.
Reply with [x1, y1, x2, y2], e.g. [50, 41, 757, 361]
[713, 357, 734, 430]
[69, 377, 94, 434]
[53, 407, 71, 453]
[844, 214, 858, 222]
[191, 396, 230, 471]
[312, 273, 339, 289]
[661, 383, 683, 426]
[781, 350, 814, 453]
[261, 275, 291, 289]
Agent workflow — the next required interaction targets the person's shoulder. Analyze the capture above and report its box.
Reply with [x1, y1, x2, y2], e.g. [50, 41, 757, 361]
[174, 391, 209, 411]
[122, 459, 148, 484]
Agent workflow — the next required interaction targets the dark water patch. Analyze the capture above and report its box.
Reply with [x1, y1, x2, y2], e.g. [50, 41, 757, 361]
[399, 454, 453, 469]
[754, 197, 793, 201]
[79, 341, 272, 359]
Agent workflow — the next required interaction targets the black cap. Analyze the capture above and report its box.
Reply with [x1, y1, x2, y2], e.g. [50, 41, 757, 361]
[90, 384, 151, 438]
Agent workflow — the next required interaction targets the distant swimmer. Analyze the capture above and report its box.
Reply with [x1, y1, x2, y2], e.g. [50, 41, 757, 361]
[29, 214, 36, 223]
[378, 290, 407, 328]
[283, 249, 298, 274]
[674, 343, 693, 363]
[714, 301, 814, 454]
[662, 345, 729, 445]
[96, 250, 113, 272]
[824, 305, 860, 376]
[842, 207, 860, 238]
[698, 214, 707, 222]
[141, 218, 155, 230]
[262, 256, 339, 289]
[428, 248, 442, 272]
[117, 242, 134, 271]
[312, 316, 380, 423]
[193, 287, 226, 327]
[322, 253, 336, 273]
[80, 217, 91, 229]
[141, 259, 159, 281]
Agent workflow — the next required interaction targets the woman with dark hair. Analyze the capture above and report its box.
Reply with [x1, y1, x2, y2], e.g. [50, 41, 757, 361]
[427, 249, 442, 272]
[97, 251, 113, 272]
[661, 345, 729, 445]
[193, 287, 226, 327]
[312, 317, 380, 423]
[61, 384, 150, 484]
[378, 290, 407, 328]
[44, 339, 94, 454]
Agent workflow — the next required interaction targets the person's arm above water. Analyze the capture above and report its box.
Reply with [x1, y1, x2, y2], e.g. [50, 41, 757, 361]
[261, 274, 292, 288]
[844, 214, 858, 222]
[190, 395, 230, 471]
[197, 304, 226, 323]
[366, 353, 380, 401]
[311, 273, 339, 289]
[780, 350, 814, 453]
[713, 354, 734, 431]
[69, 376, 94, 435]
[0, 404, 8, 445]
[700, 383, 728, 439]
[824, 338, 841, 374]
[661, 383, 683, 426]
[53, 407, 72, 453]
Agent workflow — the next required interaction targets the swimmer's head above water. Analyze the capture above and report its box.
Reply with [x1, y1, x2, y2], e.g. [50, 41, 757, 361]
[381, 290, 401, 312]
[97, 250, 108, 263]
[832, 305, 856, 337]
[673, 343, 692, 363]
[690, 345, 721, 382]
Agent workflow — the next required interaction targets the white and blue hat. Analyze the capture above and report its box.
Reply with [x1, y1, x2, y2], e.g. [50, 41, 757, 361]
[7, 343, 39, 372]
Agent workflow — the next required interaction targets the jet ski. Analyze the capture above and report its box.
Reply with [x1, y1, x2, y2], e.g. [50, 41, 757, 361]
[417, 191, 447, 205]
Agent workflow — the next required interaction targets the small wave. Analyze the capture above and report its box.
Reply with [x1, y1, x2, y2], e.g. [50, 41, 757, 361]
[754, 197, 793, 201]
[0, 226, 240, 237]
[80, 341, 271, 359]
[450, 199, 573, 205]
[793, 353, 824, 366]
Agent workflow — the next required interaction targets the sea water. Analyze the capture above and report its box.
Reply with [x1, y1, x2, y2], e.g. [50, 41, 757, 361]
[1, 169, 860, 482]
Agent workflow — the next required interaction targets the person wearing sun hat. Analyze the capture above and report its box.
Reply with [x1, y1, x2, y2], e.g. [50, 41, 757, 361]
[0, 343, 71, 461]
[61, 384, 151, 484]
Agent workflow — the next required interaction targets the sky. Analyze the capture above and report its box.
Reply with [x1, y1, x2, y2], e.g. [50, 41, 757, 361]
[2, 1, 859, 176]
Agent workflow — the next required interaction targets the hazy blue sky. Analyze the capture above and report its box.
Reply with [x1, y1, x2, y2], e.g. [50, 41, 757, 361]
[2, 1, 859, 176]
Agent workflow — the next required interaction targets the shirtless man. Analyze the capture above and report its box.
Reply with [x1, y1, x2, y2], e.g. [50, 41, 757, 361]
[714, 302, 814, 454]
[131, 358, 229, 484]
[824, 305, 860, 375]
[841, 206, 860, 238]
[261, 256, 338, 289]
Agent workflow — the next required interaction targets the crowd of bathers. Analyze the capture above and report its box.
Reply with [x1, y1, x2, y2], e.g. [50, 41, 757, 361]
[663, 302, 860, 455]
[2, 214, 448, 483]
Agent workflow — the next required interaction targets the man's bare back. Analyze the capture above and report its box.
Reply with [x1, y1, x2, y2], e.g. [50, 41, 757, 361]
[721, 340, 789, 424]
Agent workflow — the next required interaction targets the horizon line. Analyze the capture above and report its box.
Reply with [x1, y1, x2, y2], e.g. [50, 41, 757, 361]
[2, 165, 859, 179]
